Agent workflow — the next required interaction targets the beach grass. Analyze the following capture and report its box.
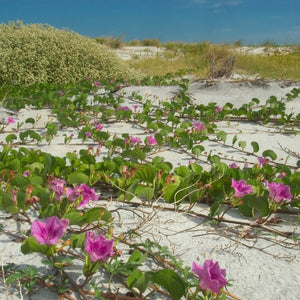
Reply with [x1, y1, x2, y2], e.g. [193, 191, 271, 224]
[126, 41, 300, 80]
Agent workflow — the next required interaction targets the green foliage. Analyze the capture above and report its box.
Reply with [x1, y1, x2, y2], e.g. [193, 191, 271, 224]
[0, 21, 137, 86]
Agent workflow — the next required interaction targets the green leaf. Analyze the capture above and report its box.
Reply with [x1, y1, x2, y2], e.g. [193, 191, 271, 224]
[251, 141, 259, 153]
[135, 186, 154, 200]
[189, 163, 203, 175]
[192, 145, 205, 157]
[70, 233, 85, 249]
[128, 270, 150, 294]
[128, 249, 147, 264]
[11, 175, 28, 187]
[84, 207, 112, 223]
[25, 117, 35, 124]
[162, 176, 182, 203]
[5, 134, 17, 144]
[7, 158, 20, 171]
[149, 269, 186, 300]
[244, 195, 270, 217]
[134, 165, 156, 183]
[64, 211, 85, 226]
[28, 130, 41, 141]
[67, 172, 89, 184]
[238, 140, 246, 150]
[262, 149, 277, 160]
[232, 134, 238, 146]
[21, 236, 55, 256]
[174, 165, 191, 177]
[29, 175, 43, 185]
[216, 130, 227, 143]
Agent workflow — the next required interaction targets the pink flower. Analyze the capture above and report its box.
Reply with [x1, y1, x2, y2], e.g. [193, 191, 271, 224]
[193, 121, 205, 131]
[85, 131, 92, 138]
[95, 123, 104, 131]
[23, 170, 30, 177]
[92, 81, 100, 87]
[258, 157, 266, 168]
[133, 105, 139, 111]
[129, 135, 141, 146]
[116, 106, 130, 111]
[31, 216, 69, 245]
[50, 179, 66, 201]
[50, 178, 66, 191]
[192, 260, 228, 294]
[66, 183, 99, 208]
[277, 172, 287, 179]
[231, 178, 253, 198]
[228, 163, 239, 169]
[147, 136, 157, 146]
[215, 106, 222, 113]
[7, 117, 15, 124]
[58, 91, 65, 96]
[84, 231, 114, 263]
[265, 181, 292, 203]
[243, 163, 249, 169]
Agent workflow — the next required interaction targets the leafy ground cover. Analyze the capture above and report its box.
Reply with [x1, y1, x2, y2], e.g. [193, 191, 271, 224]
[0, 76, 299, 299]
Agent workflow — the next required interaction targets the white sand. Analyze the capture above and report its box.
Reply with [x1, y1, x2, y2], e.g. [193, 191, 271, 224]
[0, 80, 299, 299]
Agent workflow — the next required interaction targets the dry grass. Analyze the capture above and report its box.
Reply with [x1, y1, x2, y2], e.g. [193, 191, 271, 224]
[129, 42, 235, 78]
[235, 53, 300, 80]
[129, 41, 300, 80]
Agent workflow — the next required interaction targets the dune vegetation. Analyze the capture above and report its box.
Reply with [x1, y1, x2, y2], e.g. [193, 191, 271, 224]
[0, 21, 137, 86]
[95, 36, 300, 80]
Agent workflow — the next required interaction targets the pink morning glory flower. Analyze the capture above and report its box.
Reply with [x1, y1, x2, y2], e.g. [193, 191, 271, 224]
[66, 183, 99, 208]
[129, 135, 141, 146]
[84, 231, 114, 263]
[265, 181, 292, 203]
[7, 117, 15, 124]
[193, 121, 205, 131]
[50, 178, 66, 201]
[85, 131, 92, 138]
[231, 178, 253, 198]
[31, 216, 69, 245]
[95, 123, 104, 131]
[258, 157, 266, 168]
[23, 170, 30, 177]
[116, 106, 130, 111]
[215, 106, 222, 113]
[147, 135, 157, 146]
[192, 260, 228, 294]
[277, 172, 287, 179]
[228, 163, 239, 169]
[92, 81, 100, 87]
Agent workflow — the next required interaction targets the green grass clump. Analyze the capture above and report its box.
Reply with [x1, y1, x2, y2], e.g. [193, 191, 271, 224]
[94, 35, 124, 49]
[236, 53, 300, 80]
[0, 21, 137, 86]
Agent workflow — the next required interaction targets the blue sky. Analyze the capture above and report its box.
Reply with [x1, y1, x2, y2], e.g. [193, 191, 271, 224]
[1, 0, 300, 45]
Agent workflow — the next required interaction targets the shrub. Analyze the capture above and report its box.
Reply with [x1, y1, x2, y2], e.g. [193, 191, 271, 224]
[0, 21, 137, 86]
[94, 35, 123, 49]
